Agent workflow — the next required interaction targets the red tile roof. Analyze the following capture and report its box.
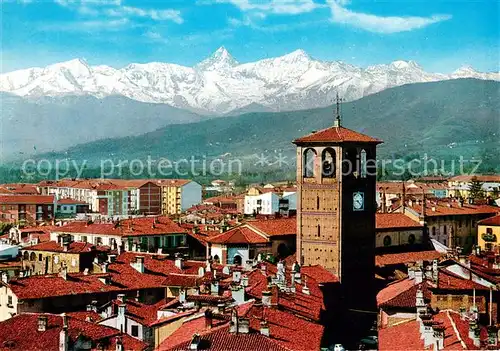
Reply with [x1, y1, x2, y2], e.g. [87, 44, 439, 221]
[6, 252, 204, 300]
[207, 226, 268, 245]
[51, 216, 186, 237]
[377, 278, 431, 309]
[293, 126, 382, 144]
[379, 310, 485, 351]
[376, 250, 443, 267]
[0, 195, 54, 204]
[0, 313, 148, 351]
[449, 175, 500, 183]
[409, 202, 499, 217]
[23, 240, 96, 253]
[437, 269, 491, 291]
[159, 300, 324, 351]
[244, 265, 326, 321]
[376, 213, 422, 230]
[0, 183, 39, 194]
[478, 214, 500, 226]
[246, 218, 296, 236]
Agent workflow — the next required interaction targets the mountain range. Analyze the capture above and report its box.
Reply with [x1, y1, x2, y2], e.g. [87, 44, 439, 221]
[35, 79, 500, 174]
[1, 47, 499, 115]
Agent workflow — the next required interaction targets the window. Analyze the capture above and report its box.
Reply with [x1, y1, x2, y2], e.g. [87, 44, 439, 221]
[383, 235, 392, 247]
[131, 325, 139, 337]
[303, 148, 317, 178]
[360, 149, 367, 178]
[443, 225, 447, 236]
[317, 224, 321, 237]
[432, 227, 436, 236]
[321, 148, 336, 178]
[316, 196, 320, 210]
[29, 252, 36, 261]
[408, 234, 416, 245]
[7, 296, 12, 307]
[487, 228, 493, 235]
[38, 254, 43, 261]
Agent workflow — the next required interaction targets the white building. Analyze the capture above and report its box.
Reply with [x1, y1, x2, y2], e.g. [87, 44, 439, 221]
[244, 192, 280, 215]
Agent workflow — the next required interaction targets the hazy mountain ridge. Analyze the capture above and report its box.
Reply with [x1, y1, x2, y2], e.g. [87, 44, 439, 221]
[0, 93, 202, 159]
[34, 79, 500, 170]
[1, 47, 498, 114]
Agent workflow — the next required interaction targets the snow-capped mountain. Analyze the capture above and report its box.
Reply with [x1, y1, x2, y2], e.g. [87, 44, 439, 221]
[1, 47, 498, 114]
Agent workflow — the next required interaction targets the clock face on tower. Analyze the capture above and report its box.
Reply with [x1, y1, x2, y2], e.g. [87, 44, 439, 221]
[353, 192, 364, 211]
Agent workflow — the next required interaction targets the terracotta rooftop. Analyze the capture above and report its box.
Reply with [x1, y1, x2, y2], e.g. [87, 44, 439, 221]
[0, 313, 148, 351]
[6, 252, 206, 300]
[0, 195, 54, 205]
[293, 125, 382, 144]
[376, 213, 422, 230]
[51, 216, 186, 237]
[246, 218, 296, 236]
[478, 214, 500, 226]
[377, 278, 431, 309]
[159, 302, 324, 351]
[23, 240, 97, 253]
[375, 250, 443, 267]
[409, 202, 499, 217]
[207, 226, 268, 245]
[379, 310, 486, 350]
[449, 175, 500, 183]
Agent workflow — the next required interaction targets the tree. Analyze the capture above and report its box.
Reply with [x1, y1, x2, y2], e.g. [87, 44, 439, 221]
[468, 176, 485, 200]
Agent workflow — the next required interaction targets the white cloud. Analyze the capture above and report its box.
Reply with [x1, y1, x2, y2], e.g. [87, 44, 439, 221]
[327, 0, 452, 34]
[106, 6, 183, 23]
[213, 0, 324, 16]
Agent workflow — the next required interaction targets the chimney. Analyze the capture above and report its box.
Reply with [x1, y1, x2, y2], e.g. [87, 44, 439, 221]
[262, 290, 272, 307]
[179, 288, 186, 303]
[260, 320, 270, 337]
[2, 272, 9, 284]
[416, 289, 427, 319]
[117, 303, 126, 333]
[115, 336, 124, 351]
[205, 259, 212, 272]
[198, 266, 205, 277]
[63, 242, 69, 252]
[229, 309, 238, 334]
[210, 280, 219, 296]
[189, 334, 201, 350]
[108, 254, 117, 263]
[60, 265, 68, 281]
[468, 320, 477, 339]
[117, 294, 125, 303]
[238, 317, 250, 334]
[205, 310, 213, 329]
[38, 315, 48, 332]
[487, 326, 498, 346]
[381, 189, 387, 213]
[241, 276, 249, 287]
[175, 254, 184, 270]
[432, 325, 445, 351]
[232, 270, 241, 283]
[231, 285, 245, 304]
[422, 320, 434, 348]
[131, 256, 145, 273]
[302, 279, 310, 295]
[432, 260, 439, 283]
[102, 262, 109, 273]
[414, 269, 423, 284]
[59, 313, 68, 351]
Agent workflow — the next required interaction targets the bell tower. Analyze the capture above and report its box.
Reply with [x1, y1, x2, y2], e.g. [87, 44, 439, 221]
[293, 98, 382, 311]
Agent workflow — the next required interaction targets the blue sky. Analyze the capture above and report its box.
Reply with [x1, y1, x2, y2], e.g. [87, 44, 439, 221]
[1, 0, 499, 73]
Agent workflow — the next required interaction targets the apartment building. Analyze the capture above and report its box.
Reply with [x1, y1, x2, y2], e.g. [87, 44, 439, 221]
[155, 179, 202, 215]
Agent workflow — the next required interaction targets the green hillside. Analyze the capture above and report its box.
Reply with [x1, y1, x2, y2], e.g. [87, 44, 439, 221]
[4, 79, 498, 183]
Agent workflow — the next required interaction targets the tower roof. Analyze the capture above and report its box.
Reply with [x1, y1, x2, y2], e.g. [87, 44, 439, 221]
[293, 126, 383, 145]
